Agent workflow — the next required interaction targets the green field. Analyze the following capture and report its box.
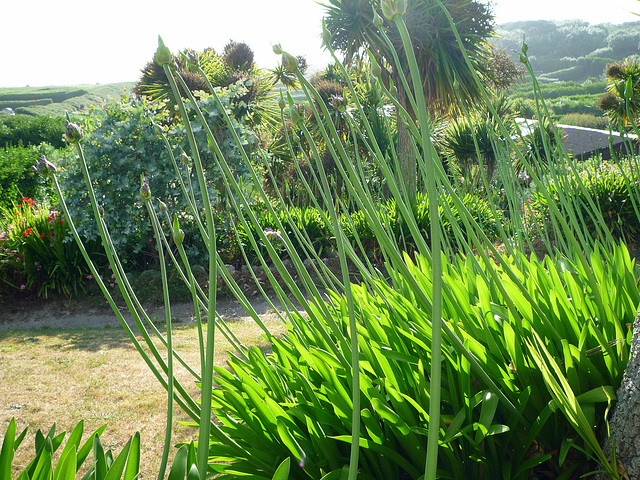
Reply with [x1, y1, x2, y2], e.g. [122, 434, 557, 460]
[0, 83, 135, 117]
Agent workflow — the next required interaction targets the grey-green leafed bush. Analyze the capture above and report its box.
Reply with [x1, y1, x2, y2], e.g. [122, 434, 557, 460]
[59, 88, 261, 267]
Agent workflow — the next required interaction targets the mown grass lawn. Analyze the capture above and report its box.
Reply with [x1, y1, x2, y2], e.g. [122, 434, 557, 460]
[0, 313, 287, 479]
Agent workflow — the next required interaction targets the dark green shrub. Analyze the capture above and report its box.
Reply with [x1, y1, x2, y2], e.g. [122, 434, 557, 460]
[0, 114, 66, 148]
[239, 205, 333, 264]
[525, 159, 640, 244]
[558, 113, 609, 129]
[342, 193, 504, 259]
[0, 143, 57, 210]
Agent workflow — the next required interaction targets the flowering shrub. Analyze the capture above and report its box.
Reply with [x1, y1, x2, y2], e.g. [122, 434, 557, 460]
[0, 197, 109, 297]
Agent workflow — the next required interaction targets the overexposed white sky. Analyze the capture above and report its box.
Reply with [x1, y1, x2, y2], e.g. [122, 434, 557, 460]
[0, 0, 638, 88]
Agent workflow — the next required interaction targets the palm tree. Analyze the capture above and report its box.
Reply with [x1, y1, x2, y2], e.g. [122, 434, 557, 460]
[321, 0, 495, 197]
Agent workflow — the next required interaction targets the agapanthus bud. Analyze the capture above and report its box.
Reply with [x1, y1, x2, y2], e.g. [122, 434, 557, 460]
[278, 91, 286, 110]
[155, 36, 172, 66]
[177, 151, 189, 165]
[329, 94, 347, 112]
[291, 103, 306, 126]
[373, 8, 383, 26]
[140, 176, 151, 202]
[522, 40, 528, 54]
[282, 52, 298, 73]
[381, 0, 406, 20]
[98, 205, 105, 217]
[154, 123, 164, 136]
[389, 83, 398, 97]
[321, 19, 332, 46]
[272, 44, 283, 55]
[65, 121, 83, 143]
[625, 76, 634, 100]
[158, 199, 168, 213]
[33, 155, 57, 175]
[172, 215, 185, 245]
[519, 53, 527, 64]
[186, 50, 200, 72]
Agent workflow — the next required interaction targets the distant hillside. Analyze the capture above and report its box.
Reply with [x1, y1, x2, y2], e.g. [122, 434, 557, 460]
[0, 83, 135, 117]
[493, 20, 640, 83]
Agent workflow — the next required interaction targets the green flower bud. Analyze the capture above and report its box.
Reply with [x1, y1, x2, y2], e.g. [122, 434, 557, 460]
[519, 53, 527, 64]
[158, 199, 168, 213]
[278, 91, 286, 110]
[322, 19, 332, 46]
[172, 215, 185, 245]
[282, 52, 298, 73]
[64, 121, 83, 143]
[373, 8, 383, 27]
[381, 0, 405, 20]
[272, 44, 283, 55]
[522, 40, 528, 54]
[290, 103, 305, 126]
[186, 50, 200, 72]
[155, 36, 172, 66]
[179, 152, 191, 165]
[33, 155, 57, 175]
[389, 83, 398, 97]
[98, 205, 105, 217]
[140, 176, 151, 202]
[625, 76, 634, 100]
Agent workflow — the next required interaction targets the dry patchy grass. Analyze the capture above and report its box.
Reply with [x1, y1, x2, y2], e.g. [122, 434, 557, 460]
[0, 314, 287, 479]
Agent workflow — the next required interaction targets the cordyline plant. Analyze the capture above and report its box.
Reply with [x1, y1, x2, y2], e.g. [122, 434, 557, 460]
[30, 3, 640, 480]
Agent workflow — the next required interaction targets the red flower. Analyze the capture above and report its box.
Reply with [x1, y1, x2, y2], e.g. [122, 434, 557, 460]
[22, 231, 27, 237]
[21, 197, 27, 201]
[40, 232, 45, 238]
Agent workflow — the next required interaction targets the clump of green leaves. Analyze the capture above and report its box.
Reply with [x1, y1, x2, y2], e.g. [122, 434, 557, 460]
[204, 244, 637, 479]
[0, 418, 140, 480]
[525, 158, 640, 246]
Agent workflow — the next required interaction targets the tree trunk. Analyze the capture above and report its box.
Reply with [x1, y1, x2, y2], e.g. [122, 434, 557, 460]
[601, 310, 640, 479]
[396, 108, 417, 198]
